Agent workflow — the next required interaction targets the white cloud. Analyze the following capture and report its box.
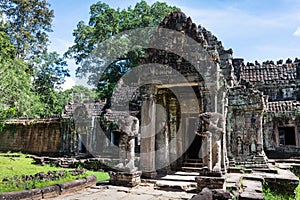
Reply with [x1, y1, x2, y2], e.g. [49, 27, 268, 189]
[175, 3, 300, 62]
[293, 27, 300, 36]
[62, 77, 75, 91]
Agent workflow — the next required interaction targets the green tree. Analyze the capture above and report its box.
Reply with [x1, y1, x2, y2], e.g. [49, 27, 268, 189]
[1, 1, 70, 118]
[66, 0, 179, 100]
[33, 51, 70, 117]
[0, 31, 38, 118]
[0, 0, 54, 60]
[62, 85, 97, 103]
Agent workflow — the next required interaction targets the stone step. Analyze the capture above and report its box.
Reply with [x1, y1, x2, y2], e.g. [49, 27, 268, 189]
[181, 166, 203, 172]
[275, 158, 300, 164]
[245, 164, 269, 169]
[239, 179, 264, 200]
[252, 168, 277, 174]
[159, 174, 197, 182]
[154, 180, 197, 191]
[184, 159, 203, 163]
[239, 191, 264, 200]
[183, 162, 204, 167]
[174, 171, 199, 176]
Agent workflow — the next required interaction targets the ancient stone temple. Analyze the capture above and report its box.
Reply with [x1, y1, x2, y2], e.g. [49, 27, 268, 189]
[104, 11, 234, 178]
[1, 12, 300, 192]
[102, 11, 300, 178]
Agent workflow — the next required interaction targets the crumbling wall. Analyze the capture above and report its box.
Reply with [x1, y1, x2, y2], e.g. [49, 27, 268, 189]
[0, 119, 65, 154]
[227, 86, 265, 161]
[263, 103, 300, 158]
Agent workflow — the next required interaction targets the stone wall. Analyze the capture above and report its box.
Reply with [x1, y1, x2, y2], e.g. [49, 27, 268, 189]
[264, 113, 300, 158]
[227, 86, 265, 161]
[0, 118, 69, 154]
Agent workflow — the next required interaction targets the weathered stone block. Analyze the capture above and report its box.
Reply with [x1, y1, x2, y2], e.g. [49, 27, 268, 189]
[195, 176, 225, 191]
[239, 191, 264, 200]
[142, 171, 157, 179]
[109, 171, 142, 187]
[191, 187, 213, 200]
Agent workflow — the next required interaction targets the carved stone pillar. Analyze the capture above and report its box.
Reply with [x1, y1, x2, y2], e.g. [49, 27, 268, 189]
[169, 97, 178, 169]
[219, 90, 228, 173]
[155, 92, 170, 174]
[210, 87, 218, 113]
[207, 132, 213, 171]
[140, 86, 157, 178]
[201, 132, 212, 171]
[226, 110, 233, 158]
[256, 111, 264, 153]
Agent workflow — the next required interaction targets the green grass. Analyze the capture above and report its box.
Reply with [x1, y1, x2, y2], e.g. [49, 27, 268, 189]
[263, 182, 300, 200]
[0, 152, 109, 193]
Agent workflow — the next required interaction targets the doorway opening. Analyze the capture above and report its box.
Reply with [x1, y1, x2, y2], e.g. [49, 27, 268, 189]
[186, 117, 202, 159]
[278, 127, 296, 146]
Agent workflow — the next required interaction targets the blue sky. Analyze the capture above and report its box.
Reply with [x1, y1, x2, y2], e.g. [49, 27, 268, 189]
[47, 0, 300, 89]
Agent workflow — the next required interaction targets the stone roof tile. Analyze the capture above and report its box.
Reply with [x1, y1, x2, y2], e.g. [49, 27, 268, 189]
[240, 63, 297, 83]
[267, 101, 300, 112]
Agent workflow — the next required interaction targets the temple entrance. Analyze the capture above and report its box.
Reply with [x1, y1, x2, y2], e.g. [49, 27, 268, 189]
[186, 117, 202, 159]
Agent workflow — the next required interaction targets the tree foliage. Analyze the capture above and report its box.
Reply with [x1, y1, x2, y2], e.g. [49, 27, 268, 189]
[0, 0, 54, 60]
[0, 0, 69, 119]
[33, 51, 70, 117]
[63, 85, 97, 103]
[0, 31, 37, 118]
[66, 0, 180, 100]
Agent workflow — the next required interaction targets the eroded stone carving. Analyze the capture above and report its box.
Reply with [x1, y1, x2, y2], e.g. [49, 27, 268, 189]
[199, 112, 225, 173]
[114, 114, 139, 172]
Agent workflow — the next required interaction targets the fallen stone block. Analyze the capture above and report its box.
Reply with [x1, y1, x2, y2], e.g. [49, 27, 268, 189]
[110, 171, 142, 187]
[190, 187, 213, 200]
[195, 176, 225, 191]
[212, 189, 232, 200]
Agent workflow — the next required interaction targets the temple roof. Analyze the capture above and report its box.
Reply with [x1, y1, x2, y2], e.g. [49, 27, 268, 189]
[240, 63, 297, 83]
[267, 100, 300, 112]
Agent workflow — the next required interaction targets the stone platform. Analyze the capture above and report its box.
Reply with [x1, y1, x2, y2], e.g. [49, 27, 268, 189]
[51, 183, 195, 200]
[225, 165, 299, 199]
[144, 171, 198, 192]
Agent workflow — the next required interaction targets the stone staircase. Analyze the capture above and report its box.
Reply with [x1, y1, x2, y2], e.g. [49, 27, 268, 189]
[150, 171, 198, 192]
[181, 159, 205, 172]
[234, 155, 269, 169]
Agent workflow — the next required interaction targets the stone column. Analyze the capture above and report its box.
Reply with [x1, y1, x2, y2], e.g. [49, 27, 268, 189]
[140, 86, 157, 178]
[219, 90, 228, 173]
[256, 111, 264, 153]
[207, 132, 213, 171]
[155, 93, 170, 174]
[210, 89, 218, 113]
[176, 111, 183, 168]
[169, 97, 178, 170]
[226, 111, 233, 157]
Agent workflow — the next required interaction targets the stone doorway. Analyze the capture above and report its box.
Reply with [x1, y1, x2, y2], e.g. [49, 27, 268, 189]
[186, 117, 202, 160]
